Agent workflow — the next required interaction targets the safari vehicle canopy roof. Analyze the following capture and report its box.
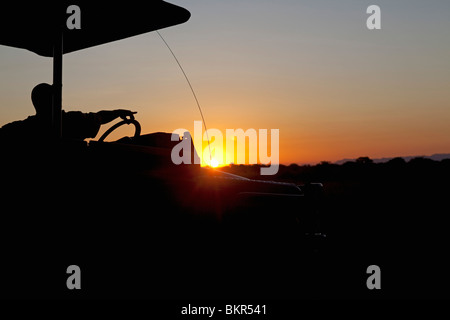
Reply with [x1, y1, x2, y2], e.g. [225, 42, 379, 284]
[0, 1, 191, 57]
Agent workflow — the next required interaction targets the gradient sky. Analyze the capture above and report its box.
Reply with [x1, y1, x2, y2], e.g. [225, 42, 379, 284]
[1, 0, 450, 164]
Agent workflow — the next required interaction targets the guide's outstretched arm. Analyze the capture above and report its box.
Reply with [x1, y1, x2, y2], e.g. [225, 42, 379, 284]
[96, 110, 137, 125]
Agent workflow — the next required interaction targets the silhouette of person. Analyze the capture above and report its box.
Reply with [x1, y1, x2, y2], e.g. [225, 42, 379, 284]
[0, 83, 136, 143]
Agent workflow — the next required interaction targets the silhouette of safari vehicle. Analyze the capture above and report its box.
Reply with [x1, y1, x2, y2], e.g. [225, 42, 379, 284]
[1, 1, 325, 298]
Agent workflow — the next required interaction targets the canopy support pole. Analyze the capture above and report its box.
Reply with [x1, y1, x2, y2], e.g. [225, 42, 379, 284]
[52, 30, 63, 140]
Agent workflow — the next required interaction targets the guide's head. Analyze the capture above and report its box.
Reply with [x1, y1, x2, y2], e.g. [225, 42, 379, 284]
[31, 83, 53, 118]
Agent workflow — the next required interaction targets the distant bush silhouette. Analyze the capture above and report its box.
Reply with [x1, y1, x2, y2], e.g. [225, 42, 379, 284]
[387, 157, 406, 166]
[356, 156, 374, 165]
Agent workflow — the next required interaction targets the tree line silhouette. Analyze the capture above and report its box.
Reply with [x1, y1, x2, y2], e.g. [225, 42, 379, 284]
[221, 156, 450, 185]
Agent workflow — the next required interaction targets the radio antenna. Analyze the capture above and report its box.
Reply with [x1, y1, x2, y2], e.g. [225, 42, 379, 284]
[156, 30, 212, 164]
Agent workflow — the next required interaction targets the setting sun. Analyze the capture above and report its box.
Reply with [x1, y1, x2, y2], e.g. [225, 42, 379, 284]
[210, 158, 219, 168]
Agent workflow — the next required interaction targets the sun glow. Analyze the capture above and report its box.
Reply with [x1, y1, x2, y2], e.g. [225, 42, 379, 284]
[210, 158, 220, 168]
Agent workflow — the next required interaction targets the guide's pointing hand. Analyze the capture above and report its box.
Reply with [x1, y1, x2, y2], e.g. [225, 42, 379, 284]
[117, 109, 137, 120]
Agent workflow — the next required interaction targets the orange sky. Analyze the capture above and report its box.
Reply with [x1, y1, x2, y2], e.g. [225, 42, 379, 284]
[1, 0, 450, 165]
